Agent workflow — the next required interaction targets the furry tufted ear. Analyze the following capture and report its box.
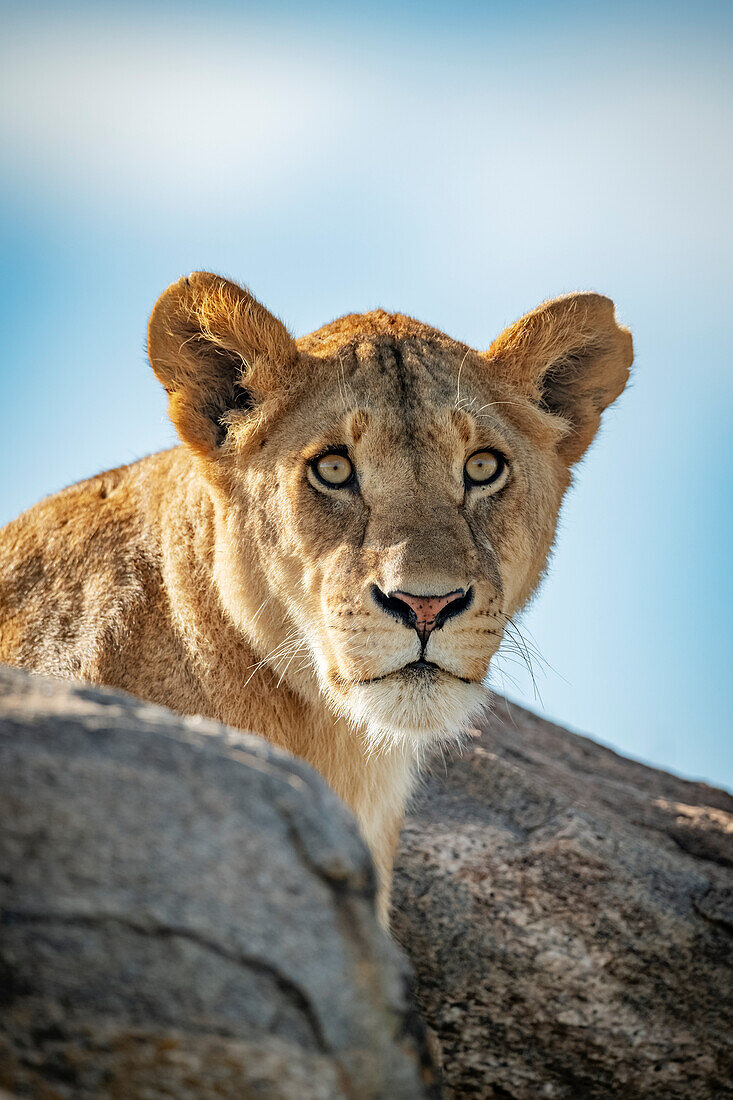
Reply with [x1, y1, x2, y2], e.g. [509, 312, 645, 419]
[484, 293, 633, 465]
[148, 271, 297, 456]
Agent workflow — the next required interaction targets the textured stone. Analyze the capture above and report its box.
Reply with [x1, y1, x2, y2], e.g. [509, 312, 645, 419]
[394, 699, 733, 1099]
[0, 666, 434, 1099]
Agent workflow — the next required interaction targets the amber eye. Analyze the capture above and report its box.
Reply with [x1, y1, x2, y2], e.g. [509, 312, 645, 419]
[313, 452, 354, 487]
[465, 449, 507, 488]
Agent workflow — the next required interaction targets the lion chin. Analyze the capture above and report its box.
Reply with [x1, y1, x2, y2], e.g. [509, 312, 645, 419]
[331, 663, 491, 752]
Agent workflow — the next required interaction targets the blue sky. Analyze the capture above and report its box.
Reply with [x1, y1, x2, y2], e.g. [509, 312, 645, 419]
[1, 1, 731, 787]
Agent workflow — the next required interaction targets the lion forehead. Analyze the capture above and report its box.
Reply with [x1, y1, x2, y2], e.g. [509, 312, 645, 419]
[296, 308, 472, 361]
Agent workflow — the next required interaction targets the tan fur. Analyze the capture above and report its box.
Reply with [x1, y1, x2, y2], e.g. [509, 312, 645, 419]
[0, 272, 633, 924]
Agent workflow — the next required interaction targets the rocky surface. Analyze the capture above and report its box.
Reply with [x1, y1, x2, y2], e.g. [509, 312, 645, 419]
[394, 697, 733, 1099]
[0, 666, 434, 1099]
[3, 663, 732, 1100]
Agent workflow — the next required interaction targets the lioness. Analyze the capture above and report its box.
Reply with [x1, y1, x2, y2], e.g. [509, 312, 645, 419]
[0, 273, 632, 923]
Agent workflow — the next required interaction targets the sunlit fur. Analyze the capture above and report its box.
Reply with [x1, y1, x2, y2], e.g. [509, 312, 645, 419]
[0, 272, 632, 924]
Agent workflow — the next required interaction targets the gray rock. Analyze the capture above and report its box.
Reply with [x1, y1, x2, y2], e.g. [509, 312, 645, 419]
[393, 698, 733, 1099]
[0, 665, 435, 1099]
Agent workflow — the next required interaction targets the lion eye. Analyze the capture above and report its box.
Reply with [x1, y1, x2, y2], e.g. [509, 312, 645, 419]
[314, 453, 354, 487]
[465, 449, 506, 487]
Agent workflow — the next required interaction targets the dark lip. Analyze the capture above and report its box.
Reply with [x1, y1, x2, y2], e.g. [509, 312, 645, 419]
[399, 660, 473, 685]
[401, 659, 440, 674]
[344, 660, 474, 687]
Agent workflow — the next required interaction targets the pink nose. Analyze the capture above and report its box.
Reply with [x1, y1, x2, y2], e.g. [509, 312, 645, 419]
[389, 589, 468, 643]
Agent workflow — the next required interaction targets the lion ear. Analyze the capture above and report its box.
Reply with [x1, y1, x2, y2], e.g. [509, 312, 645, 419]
[148, 271, 297, 456]
[484, 293, 633, 465]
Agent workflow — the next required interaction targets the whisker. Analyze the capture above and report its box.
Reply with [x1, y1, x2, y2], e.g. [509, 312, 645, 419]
[471, 399, 533, 415]
[240, 627, 304, 689]
[496, 617, 547, 706]
[275, 642, 309, 687]
[249, 596, 272, 628]
[454, 348, 471, 409]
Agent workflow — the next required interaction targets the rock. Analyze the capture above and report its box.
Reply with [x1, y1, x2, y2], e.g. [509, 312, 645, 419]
[0, 666, 435, 1099]
[393, 697, 733, 1099]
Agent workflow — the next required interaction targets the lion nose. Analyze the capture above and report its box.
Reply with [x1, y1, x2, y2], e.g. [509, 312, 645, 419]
[371, 585, 473, 645]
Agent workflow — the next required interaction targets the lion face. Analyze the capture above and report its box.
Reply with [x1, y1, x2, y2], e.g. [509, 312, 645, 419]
[230, 336, 567, 748]
[148, 274, 632, 749]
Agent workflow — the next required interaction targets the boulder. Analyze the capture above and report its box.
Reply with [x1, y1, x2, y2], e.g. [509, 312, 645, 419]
[4, 662, 731, 1099]
[393, 697, 733, 1099]
[0, 666, 434, 1099]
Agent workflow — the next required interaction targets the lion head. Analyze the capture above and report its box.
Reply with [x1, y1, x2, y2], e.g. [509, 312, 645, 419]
[148, 273, 632, 751]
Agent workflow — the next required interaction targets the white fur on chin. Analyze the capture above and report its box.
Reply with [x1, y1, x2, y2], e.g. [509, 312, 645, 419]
[333, 671, 490, 753]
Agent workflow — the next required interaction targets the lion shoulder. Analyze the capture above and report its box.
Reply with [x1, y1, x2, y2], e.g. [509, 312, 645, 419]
[0, 452, 178, 677]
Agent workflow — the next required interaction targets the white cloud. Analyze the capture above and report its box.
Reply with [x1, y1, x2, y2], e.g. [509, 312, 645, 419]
[0, 18, 355, 207]
[2, 6, 730, 252]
